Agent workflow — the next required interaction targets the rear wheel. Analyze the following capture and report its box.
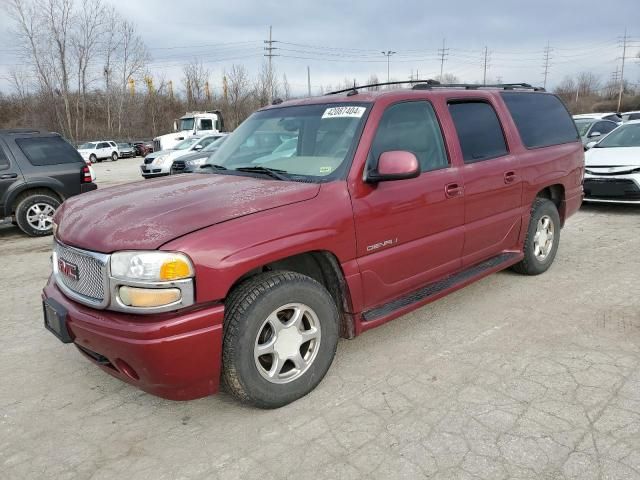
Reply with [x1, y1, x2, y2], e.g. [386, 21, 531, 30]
[513, 198, 560, 275]
[89, 154, 97, 164]
[15, 193, 60, 237]
[223, 271, 339, 408]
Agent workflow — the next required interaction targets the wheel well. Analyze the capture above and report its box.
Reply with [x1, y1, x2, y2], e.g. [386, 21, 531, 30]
[536, 184, 566, 225]
[11, 187, 62, 214]
[229, 251, 356, 339]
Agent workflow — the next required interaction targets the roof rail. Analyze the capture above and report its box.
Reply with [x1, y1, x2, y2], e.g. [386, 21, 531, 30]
[0, 128, 51, 135]
[327, 79, 545, 95]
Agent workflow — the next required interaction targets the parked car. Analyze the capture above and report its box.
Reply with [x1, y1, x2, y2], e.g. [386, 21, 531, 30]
[573, 112, 623, 124]
[0, 129, 96, 236]
[43, 83, 583, 407]
[77, 140, 119, 163]
[573, 118, 618, 146]
[141, 134, 224, 178]
[583, 120, 640, 204]
[622, 111, 640, 122]
[170, 135, 228, 174]
[132, 141, 152, 157]
[117, 143, 135, 158]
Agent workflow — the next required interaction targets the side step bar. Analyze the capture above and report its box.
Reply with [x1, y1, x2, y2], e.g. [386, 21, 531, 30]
[362, 252, 520, 322]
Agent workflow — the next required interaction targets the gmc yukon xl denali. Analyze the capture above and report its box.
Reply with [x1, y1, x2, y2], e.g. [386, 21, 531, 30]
[42, 82, 584, 408]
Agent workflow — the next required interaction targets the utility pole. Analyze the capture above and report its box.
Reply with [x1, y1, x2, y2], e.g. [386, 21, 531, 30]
[617, 28, 628, 112]
[542, 41, 553, 89]
[437, 38, 449, 80]
[168, 80, 174, 101]
[482, 46, 489, 85]
[307, 66, 311, 97]
[381, 50, 396, 83]
[264, 26, 278, 104]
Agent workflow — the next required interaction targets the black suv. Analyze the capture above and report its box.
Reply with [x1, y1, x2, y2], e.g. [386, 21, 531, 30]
[0, 129, 97, 237]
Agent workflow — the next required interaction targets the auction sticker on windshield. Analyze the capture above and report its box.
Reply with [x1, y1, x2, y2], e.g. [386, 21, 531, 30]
[322, 106, 366, 119]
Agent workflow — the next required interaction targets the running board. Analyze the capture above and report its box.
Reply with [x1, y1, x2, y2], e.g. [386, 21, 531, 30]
[362, 252, 519, 322]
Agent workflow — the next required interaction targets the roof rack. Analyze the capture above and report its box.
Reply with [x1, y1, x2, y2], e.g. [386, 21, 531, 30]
[327, 79, 545, 95]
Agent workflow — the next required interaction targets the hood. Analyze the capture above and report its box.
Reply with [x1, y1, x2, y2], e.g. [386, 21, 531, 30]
[585, 147, 640, 167]
[56, 174, 320, 253]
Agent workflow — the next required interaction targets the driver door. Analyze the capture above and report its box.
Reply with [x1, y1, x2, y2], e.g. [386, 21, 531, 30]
[350, 101, 465, 309]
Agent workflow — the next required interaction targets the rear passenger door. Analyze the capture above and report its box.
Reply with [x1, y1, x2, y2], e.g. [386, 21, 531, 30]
[351, 101, 465, 308]
[448, 100, 523, 266]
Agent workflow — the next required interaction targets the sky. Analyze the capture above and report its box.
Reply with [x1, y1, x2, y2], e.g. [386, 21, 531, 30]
[1, 0, 639, 96]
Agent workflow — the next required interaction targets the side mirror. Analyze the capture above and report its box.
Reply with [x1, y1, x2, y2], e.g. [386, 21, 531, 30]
[588, 131, 601, 138]
[193, 144, 203, 150]
[585, 141, 597, 150]
[365, 151, 420, 183]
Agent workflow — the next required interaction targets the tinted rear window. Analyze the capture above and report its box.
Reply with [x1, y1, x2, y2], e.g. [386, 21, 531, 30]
[16, 136, 83, 166]
[501, 92, 579, 148]
[448, 101, 508, 163]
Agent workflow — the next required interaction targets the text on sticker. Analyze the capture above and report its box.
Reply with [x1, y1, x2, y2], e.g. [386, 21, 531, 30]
[322, 106, 366, 119]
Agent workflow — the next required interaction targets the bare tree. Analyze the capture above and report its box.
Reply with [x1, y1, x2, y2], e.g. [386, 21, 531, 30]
[282, 73, 291, 100]
[226, 64, 251, 129]
[182, 61, 210, 109]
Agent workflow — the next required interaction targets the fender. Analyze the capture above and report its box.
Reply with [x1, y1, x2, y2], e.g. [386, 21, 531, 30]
[3, 177, 65, 216]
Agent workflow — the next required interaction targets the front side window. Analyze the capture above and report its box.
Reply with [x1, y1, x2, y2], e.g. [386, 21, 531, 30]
[594, 122, 616, 135]
[595, 123, 640, 148]
[202, 136, 227, 152]
[206, 103, 370, 180]
[370, 101, 448, 172]
[199, 119, 213, 130]
[449, 101, 508, 163]
[16, 136, 83, 166]
[174, 138, 200, 150]
[574, 119, 594, 137]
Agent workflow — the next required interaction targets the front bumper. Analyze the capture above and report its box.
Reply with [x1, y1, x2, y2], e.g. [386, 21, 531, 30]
[42, 276, 224, 400]
[583, 172, 640, 204]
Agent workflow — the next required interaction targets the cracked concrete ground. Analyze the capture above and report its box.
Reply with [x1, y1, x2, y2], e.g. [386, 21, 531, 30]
[1, 158, 639, 479]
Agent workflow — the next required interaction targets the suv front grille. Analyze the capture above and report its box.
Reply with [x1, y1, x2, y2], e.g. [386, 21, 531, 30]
[53, 241, 109, 305]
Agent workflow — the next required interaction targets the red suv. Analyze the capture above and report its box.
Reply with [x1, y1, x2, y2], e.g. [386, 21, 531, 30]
[42, 82, 584, 408]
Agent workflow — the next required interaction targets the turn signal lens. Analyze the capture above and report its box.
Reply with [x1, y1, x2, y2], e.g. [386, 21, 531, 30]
[119, 286, 181, 307]
[159, 258, 192, 281]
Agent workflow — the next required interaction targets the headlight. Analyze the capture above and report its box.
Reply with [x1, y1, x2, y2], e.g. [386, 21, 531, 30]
[110, 251, 194, 282]
[186, 157, 207, 167]
[153, 155, 168, 165]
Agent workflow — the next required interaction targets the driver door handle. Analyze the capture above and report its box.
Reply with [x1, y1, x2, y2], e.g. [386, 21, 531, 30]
[0, 173, 18, 180]
[445, 183, 464, 198]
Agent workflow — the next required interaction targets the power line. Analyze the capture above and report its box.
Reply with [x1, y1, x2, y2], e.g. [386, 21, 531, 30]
[542, 41, 553, 89]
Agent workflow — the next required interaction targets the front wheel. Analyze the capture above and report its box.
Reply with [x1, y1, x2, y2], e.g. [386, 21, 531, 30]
[223, 271, 339, 408]
[111, 152, 118, 161]
[512, 198, 561, 275]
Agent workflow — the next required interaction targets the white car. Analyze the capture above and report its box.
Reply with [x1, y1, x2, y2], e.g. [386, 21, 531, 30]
[573, 112, 622, 124]
[77, 141, 119, 163]
[622, 111, 640, 123]
[583, 120, 640, 204]
[140, 135, 223, 178]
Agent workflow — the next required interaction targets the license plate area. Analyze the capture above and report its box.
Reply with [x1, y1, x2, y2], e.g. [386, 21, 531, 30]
[43, 298, 73, 343]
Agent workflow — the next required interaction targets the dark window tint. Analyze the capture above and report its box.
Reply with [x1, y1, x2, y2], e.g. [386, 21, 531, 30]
[448, 101, 508, 163]
[200, 119, 213, 130]
[594, 121, 616, 135]
[16, 136, 83, 166]
[501, 92, 579, 148]
[371, 101, 448, 172]
[602, 114, 621, 122]
[629, 113, 640, 121]
[0, 146, 9, 170]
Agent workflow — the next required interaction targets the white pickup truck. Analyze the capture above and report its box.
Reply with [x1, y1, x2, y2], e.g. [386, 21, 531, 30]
[153, 110, 225, 152]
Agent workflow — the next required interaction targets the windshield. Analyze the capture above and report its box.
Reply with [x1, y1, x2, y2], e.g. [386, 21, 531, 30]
[79, 142, 96, 149]
[174, 137, 200, 150]
[202, 136, 227, 152]
[595, 123, 640, 148]
[206, 103, 369, 180]
[574, 119, 594, 137]
[118, 143, 129, 148]
[179, 117, 195, 131]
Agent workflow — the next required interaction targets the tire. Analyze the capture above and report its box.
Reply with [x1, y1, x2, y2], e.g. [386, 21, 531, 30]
[111, 152, 118, 161]
[223, 271, 339, 408]
[15, 193, 60, 237]
[89, 154, 97, 164]
[512, 198, 561, 275]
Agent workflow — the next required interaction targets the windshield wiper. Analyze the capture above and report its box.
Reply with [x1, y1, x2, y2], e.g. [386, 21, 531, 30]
[233, 166, 290, 180]
[199, 163, 227, 170]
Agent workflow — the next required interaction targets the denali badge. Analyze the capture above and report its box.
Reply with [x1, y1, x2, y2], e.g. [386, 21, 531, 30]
[57, 258, 79, 281]
[366, 239, 398, 252]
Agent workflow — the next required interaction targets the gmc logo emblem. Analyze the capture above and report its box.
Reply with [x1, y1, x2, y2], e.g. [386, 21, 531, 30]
[57, 258, 79, 281]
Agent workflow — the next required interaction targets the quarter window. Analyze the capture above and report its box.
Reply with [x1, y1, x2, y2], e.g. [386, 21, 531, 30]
[370, 101, 448, 172]
[449, 101, 508, 163]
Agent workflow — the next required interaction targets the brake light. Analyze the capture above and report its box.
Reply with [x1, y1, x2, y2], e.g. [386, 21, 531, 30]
[81, 165, 92, 183]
